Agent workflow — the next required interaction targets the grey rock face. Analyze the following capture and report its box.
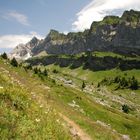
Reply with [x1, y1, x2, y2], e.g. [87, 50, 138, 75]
[9, 37, 40, 60]
[33, 10, 140, 56]
[32, 30, 87, 55]
[10, 10, 140, 59]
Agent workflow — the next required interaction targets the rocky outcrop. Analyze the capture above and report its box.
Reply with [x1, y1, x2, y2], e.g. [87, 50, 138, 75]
[32, 30, 87, 55]
[9, 37, 40, 60]
[34, 10, 140, 56]
[87, 10, 140, 55]
[11, 10, 140, 59]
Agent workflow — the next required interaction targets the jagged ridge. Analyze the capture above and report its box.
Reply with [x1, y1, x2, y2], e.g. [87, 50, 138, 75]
[10, 10, 140, 59]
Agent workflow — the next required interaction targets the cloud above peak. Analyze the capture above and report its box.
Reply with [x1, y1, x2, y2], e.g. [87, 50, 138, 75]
[3, 11, 30, 26]
[0, 32, 43, 49]
[72, 0, 140, 31]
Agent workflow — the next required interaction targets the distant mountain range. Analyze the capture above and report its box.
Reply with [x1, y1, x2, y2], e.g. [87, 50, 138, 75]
[10, 10, 140, 60]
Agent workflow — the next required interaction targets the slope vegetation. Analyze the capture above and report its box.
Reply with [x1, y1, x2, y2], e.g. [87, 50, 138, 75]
[1, 53, 140, 140]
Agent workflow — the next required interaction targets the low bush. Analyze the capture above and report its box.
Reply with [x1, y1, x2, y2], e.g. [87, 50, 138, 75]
[122, 104, 129, 113]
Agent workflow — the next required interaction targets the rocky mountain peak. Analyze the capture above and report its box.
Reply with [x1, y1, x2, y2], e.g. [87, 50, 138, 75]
[121, 9, 140, 25]
[49, 29, 59, 34]
[27, 36, 40, 47]
[47, 29, 60, 38]
[10, 9, 140, 59]
[9, 36, 40, 60]
[30, 36, 39, 44]
[44, 29, 66, 43]
[90, 16, 120, 32]
[122, 9, 140, 18]
[102, 16, 120, 24]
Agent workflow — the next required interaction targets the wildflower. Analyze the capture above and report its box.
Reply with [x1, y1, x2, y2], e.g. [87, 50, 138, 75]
[35, 118, 40, 122]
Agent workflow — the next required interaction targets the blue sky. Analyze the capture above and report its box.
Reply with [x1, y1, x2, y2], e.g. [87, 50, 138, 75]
[0, 0, 140, 53]
[0, 0, 91, 36]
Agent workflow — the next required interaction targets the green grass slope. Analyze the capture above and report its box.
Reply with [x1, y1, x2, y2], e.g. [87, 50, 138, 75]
[1, 54, 140, 140]
[42, 65, 140, 140]
[25, 51, 140, 139]
[0, 59, 72, 140]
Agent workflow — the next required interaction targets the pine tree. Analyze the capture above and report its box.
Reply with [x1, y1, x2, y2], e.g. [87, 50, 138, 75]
[37, 68, 41, 74]
[82, 81, 86, 90]
[11, 57, 18, 67]
[130, 76, 138, 90]
[1, 52, 8, 59]
[43, 69, 48, 76]
[34, 67, 38, 74]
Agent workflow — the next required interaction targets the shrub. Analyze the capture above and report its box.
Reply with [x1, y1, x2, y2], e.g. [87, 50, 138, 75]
[122, 104, 129, 113]
[97, 83, 100, 87]
[114, 76, 121, 83]
[53, 69, 59, 74]
[119, 77, 128, 88]
[85, 50, 92, 56]
[52, 79, 56, 84]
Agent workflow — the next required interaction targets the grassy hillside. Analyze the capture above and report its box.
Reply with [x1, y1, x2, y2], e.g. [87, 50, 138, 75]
[26, 51, 140, 139]
[1, 52, 140, 140]
[0, 58, 72, 140]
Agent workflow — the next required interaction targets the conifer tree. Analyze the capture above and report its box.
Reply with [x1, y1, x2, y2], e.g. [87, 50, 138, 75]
[1, 52, 8, 59]
[11, 57, 18, 67]
[82, 81, 86, 90]
[43, 69, 48, 76]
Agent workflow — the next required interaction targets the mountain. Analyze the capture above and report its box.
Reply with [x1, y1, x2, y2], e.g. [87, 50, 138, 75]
[9, 37, 40, 60]
[10, 10, 140, 59]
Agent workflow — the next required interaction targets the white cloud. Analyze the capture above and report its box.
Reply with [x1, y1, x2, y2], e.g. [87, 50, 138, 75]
[0, 32, 43, 49]
[3, 11, 30, 26]
[63, 31, 69, 35]
[72, 0, 140, 31]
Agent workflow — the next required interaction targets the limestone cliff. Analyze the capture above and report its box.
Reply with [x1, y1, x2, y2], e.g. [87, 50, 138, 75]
[10, 10, 140, 59]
